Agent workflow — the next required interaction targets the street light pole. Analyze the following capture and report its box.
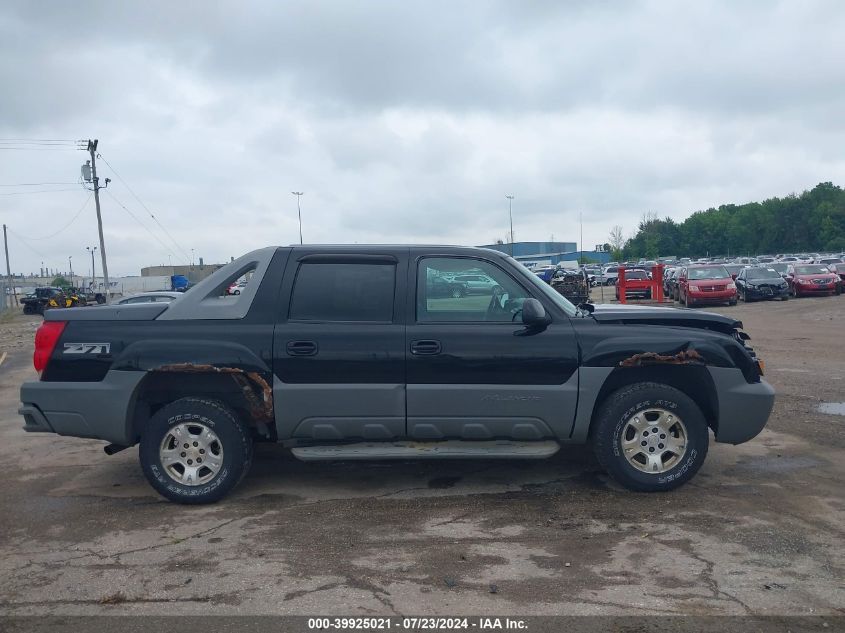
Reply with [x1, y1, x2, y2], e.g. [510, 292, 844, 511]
[87, 246, 97, 290]
[68, 256, 73, 287]
[506, 195, 515, 257]
[291, 192, 304, 244]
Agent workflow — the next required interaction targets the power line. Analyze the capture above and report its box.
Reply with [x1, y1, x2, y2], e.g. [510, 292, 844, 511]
[12, 194, 93, 241]
[0, 138, 79, 143]
[6, 229, 47, 259]
[0, 188, 80, 196]
[0, 147, 79, 152]
[104, 189, 178, 259]
[0, 182, 79, 187]
[97, 153, 192, 263]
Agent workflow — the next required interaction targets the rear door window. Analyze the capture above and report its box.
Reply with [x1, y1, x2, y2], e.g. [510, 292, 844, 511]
[289, 263, 395, 322]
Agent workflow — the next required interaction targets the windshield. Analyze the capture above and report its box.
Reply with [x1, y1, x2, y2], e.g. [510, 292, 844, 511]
[770, 263, 788, 273]
[688, 266, 730, 280]
[746, 268, 781, 280]
[625, 270, 648, 279]
[794, 265, 830, 275]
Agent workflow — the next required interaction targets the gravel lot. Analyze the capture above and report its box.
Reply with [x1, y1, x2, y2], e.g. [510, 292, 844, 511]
[0, 296, 843, 617]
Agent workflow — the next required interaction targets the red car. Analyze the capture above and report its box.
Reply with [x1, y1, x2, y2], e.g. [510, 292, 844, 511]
[676, 265, 737, 307]
[614, 268, 652, 301]
[786, 264, 840, 297]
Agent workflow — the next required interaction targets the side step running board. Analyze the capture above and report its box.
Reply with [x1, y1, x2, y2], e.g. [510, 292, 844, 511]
[291, 440, 560, 461]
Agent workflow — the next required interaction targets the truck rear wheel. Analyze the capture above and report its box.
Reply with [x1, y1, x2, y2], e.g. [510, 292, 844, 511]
[139, 398, 253, 504]
[591, 382, 709, 492]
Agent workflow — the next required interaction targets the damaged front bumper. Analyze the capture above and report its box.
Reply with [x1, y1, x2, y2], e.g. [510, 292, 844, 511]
[708, 367, 775, 444]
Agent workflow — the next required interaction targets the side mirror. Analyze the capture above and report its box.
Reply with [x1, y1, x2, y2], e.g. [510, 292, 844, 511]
[521, 298, 551, 329]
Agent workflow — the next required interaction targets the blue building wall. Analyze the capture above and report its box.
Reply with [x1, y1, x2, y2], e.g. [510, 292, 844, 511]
[479, 241, 577, 258]
[478, 242, 610, 265]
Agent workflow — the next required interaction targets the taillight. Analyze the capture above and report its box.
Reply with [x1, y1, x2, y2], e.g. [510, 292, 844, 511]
[33, 321, 66, 376]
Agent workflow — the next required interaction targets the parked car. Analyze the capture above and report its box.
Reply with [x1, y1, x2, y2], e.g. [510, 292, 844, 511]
[19, 245, 774, 503]
[735, 267, 789, 302]
[733, 257, 759, 266]
[769, 262, 790, 280]
[427, 275, 466, 299]
[117, 291, 183, 305]
[665, 267, 682, 298]
[817, 257, 843, 267]
[448, 273, 499, 294]
[227, 281, 248, 295]
[533, 266, 557, 283]
[785, 264, 840, 297]
[676, 265, 737, 307]
[615, 269, 652, 301]
[662, 267, 677, 296]
[828, 263, 845, 293]
[600, 265, 620, 286]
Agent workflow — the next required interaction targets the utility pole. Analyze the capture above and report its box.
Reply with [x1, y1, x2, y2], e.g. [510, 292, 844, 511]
[506, 195, 515, 256]
[82, 140, 111, 303]
[291, 192, 304, 244]
[3, 224, 14, 309]
[68, 256, 73, 287]
[579, 212, 583, 266]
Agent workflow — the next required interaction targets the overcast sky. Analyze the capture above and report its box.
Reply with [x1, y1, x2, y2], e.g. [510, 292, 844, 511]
[2, 0, 844, 276]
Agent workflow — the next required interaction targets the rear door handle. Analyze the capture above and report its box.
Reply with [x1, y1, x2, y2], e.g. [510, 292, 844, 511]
[286, 340, 318, 356]
[410, 339, 442, 355]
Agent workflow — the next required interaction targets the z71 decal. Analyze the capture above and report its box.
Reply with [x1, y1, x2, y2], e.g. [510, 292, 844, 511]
[63, 343, 111, 355]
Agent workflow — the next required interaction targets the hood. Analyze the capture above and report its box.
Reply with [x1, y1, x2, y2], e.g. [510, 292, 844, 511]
[589, 303, 741, 335]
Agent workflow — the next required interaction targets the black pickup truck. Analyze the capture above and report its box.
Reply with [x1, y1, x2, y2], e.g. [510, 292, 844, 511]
[19, 246, 775, 503]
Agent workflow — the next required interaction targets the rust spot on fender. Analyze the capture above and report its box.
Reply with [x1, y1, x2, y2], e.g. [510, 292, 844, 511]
[154, 363, 273, 423]
[619, 349, 705, 367]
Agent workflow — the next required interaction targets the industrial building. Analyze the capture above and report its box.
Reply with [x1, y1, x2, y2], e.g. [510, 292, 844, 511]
[479, 241, 611, 267]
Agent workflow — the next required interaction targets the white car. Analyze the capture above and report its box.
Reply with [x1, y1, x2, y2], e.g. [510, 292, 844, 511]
[448, 274, 499, 294]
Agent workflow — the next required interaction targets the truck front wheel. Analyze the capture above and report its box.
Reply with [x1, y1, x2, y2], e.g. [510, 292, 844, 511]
[591, 382, 709, 492]
[139, 398, 253, 504]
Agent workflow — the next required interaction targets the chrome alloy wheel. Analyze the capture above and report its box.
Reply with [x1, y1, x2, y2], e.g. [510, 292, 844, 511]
[159, 422, 224, 486]
[620, 408, 688, 474]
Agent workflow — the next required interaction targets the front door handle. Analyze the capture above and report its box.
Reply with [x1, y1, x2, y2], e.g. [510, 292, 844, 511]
[286, 340, 318, 356]
[410, 339, 442, 355]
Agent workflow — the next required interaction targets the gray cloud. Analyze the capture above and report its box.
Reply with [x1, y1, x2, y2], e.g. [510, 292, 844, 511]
[1, 0, 844, 275]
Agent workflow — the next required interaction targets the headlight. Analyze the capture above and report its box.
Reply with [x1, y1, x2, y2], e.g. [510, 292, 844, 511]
[727, 282, 736, 290]
[689, 284, 700, 292]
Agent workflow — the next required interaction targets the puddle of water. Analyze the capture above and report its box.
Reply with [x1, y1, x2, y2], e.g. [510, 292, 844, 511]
[818, 402, 845, 416]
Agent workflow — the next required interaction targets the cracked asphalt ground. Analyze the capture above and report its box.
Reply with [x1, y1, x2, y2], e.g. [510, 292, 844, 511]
[0, 296, 844, 617]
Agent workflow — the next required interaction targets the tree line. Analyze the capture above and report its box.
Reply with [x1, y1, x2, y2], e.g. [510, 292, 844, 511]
[615, 182, 845, 260]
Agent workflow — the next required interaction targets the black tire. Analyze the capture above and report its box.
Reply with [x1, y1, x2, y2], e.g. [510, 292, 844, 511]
[139, 398, 253, 504]
[591, 382, 709, 492]
[780, 295, 789, 301]
[728, 298, 737, 306]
